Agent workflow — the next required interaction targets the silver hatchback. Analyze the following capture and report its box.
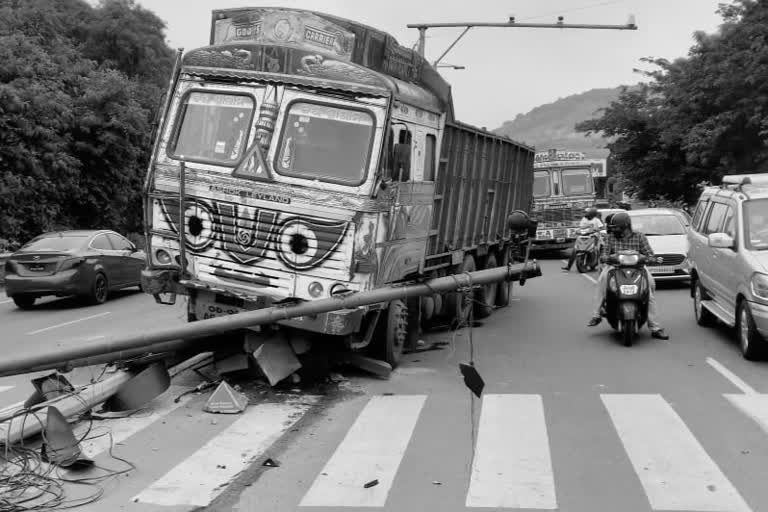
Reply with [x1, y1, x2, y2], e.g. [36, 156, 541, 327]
[688, 174, 768, 359]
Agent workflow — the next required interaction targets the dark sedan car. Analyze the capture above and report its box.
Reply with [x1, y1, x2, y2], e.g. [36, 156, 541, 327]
[4, 230, 146, 309]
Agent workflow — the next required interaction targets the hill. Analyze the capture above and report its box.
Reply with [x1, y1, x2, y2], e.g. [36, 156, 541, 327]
[494, 87, 628, 158]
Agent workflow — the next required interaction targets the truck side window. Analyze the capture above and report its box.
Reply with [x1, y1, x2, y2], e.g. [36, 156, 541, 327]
[423, 134, 436, 181]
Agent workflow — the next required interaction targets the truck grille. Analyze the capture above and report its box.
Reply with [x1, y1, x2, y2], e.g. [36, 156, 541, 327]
[534, 206, 582, 224]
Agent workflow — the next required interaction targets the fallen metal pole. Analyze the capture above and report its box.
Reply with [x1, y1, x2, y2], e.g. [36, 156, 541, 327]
[0, 262, 540, 378]
[0, 370, 134, 445]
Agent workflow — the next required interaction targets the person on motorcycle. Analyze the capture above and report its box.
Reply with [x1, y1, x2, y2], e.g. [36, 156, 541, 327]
[586, 211, 670, 339]
[562, 207, 604, 271]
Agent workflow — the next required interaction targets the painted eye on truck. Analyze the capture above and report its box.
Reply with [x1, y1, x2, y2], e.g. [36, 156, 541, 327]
[184, 202, 214, 251]
[277, 218, 348, 270]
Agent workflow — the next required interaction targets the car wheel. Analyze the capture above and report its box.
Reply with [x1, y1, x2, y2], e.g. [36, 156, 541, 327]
[693, 280, 716, 327]
[90, 273, 109, 305]
[738, 301, 764, 361]
[12, 295, 36, 309]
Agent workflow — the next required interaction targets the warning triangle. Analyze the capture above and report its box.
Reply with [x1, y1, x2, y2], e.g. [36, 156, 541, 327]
[204, 381, 248, 414]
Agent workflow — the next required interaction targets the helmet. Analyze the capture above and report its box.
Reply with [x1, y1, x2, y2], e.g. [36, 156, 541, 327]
[585, 207, 598, 219]
[608, 211, 632, 236]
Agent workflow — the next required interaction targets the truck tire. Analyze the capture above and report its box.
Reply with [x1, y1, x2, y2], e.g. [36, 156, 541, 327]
[495, 247, 512, 307]
[445, 254, 475, 329]
[475, 253, 497, 319]
[373, 299, 408, 367]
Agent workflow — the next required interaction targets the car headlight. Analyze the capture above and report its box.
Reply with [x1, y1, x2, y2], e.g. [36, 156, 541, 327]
[751, 273, 768, 301]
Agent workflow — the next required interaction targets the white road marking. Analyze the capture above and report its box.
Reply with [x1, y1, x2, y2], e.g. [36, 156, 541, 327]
[466, 394, 557, 509]
[135, 398, 317, 507]
[71, 385, 194, 459]
[26, 311, 111, 335]
[300, 395, 426, 507]
[602, 394, 751, 512]
[0, 386, 13, 394]
[706, 357, 757, 395]
[0, 299, 12, 305]
[582, 273, 597, 285]
[725, 394, 768, 434]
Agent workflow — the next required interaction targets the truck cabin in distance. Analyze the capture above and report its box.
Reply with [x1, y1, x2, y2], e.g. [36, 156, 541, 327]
[531, 149, 604, 251]
[141, 7, 539, 369]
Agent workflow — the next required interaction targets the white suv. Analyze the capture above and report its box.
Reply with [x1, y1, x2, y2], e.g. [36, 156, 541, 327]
[688, 174, 768, 359]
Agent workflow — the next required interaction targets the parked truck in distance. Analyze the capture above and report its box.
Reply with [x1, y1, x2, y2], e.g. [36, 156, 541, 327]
[140, 7, 539, 370]
[530, 149, 604, 252]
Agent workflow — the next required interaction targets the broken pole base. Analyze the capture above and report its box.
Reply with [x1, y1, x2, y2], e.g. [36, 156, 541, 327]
[245, 332, 301, 386]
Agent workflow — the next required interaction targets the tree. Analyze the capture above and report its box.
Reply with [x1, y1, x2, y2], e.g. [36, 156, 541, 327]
[0, 0, 172, 244]
[577, 0, 768, 204]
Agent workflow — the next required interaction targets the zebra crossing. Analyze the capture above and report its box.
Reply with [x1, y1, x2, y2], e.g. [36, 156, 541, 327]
[2, 387, 768, 510]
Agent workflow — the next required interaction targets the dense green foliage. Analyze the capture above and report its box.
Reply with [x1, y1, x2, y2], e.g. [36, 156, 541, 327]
[577, 0, 768, 204]
[495, 88, 622, 159]
[0, 0, 173, 247]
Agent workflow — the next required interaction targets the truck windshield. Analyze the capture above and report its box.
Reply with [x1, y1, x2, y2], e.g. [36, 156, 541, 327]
[561, 169, 593, 196]
[533, 171, 550, 198]
[276, 102, 374, 185]
[744, 198, 768, 250]
[171, 92, 254, 166]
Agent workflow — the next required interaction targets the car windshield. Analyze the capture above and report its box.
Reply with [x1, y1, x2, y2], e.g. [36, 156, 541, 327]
[21, 235, 88, 251]
[275, 102, 374, 185]
[561, 169, 593, 196]
[744, 198, 768, 250]
[172, 92, 254, 166]
[533, 172, 550, 197]
[630, 214, 686, 236]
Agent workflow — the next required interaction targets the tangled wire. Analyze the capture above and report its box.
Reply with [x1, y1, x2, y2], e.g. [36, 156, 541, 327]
[0, 387, 136, 511]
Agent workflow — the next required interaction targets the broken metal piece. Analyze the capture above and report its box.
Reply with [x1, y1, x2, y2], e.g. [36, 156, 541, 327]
[102, 362, 170, 412]
[262, 458, 279, 467]
[41, 406, 90, 468]
[25, 373, 75, 409]
[247, 332, 302, 386]
[364, 479, 379, 488]
[459, 363, 484, 398]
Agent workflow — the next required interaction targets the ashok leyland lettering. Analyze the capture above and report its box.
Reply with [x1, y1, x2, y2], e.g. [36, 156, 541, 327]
[141, 7, 539, 369]
[531, 149, 604, 251]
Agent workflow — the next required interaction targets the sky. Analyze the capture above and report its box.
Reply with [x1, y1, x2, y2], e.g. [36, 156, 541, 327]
[135, 0, 726, 129]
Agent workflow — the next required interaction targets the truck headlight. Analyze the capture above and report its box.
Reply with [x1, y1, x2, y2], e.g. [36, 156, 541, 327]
[155, 249, 172, 265]
[308, 281, 324, 298]
[751, 273, 768, 301]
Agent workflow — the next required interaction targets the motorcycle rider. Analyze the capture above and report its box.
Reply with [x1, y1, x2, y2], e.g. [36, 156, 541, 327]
[587, 211, 670, 339]
[562, 207, 604, 271]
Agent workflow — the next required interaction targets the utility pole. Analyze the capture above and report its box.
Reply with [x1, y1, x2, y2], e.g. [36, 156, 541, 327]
[408, 15, 637, 66]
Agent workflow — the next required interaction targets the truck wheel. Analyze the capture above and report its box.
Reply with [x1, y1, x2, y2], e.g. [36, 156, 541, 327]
[445, 254, 475, 329]
[475, 254, 497, 319]
[12, 295, 36, 309]
[738, 301, 764, 361]
[495, 247, 511, 307]
[374, 299, 408, 367]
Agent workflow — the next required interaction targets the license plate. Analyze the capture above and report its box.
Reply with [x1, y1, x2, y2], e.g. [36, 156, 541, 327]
[554, 229, 567, 238]
[537, 230, 552, 240]
[28, 264, 45, 271]
[194, 296, 246, 321]
[651, 266, 675, 274]
[619, 284, 638, 294]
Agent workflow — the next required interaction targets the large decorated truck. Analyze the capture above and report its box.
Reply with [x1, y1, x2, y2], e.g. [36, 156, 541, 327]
[530, 149, 603, 251]
[141, 7, 539, 369]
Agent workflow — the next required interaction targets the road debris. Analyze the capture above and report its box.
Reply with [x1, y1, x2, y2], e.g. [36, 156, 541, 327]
[204, 381, 248, 414]
[364, 479, 379, 488]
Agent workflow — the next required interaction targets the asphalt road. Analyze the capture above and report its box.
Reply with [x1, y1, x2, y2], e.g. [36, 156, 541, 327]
[2, 260, 768, 512]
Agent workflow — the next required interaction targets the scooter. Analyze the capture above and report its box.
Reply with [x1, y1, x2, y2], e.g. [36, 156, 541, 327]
[601, 250, 656, 347]
[574, 228, 601, 273]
